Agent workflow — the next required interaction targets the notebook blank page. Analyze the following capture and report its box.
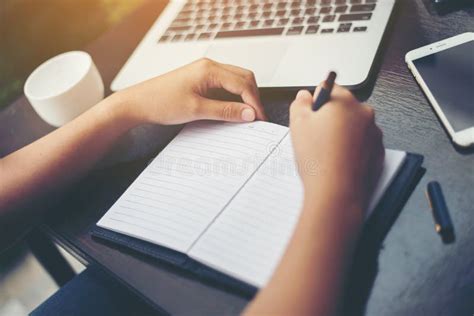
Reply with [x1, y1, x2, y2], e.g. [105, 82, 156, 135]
[189, 135, 406, 287]
[97, 121, 288, 253]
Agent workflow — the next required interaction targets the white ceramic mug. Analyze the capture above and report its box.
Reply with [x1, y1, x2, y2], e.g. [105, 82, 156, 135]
[24, 51, 104, 127]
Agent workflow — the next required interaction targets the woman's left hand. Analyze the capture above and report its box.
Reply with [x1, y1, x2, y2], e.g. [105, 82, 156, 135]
[112, 58, 267, 125]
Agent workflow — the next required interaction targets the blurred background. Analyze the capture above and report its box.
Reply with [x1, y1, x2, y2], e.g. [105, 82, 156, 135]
[0, 1, 144, 314]
[0, 0, 145, 110]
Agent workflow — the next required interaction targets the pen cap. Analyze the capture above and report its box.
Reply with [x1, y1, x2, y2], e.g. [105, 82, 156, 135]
[427, 181, 453, 233]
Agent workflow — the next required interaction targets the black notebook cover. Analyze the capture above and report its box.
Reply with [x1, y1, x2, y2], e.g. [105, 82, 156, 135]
[92, 153, 424, 297]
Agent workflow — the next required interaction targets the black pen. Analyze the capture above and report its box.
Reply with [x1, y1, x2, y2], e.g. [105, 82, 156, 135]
[312, 71, 337, 111]
[426, 181, 455, 243]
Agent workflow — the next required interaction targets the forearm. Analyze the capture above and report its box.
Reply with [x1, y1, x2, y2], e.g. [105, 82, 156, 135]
[244, 188, 364, 316]
[0, 59, 267, 253]
[0, 93, 140, 247]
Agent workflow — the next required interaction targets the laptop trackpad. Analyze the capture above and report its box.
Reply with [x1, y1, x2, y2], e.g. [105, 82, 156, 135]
[205, 41, 287, 85]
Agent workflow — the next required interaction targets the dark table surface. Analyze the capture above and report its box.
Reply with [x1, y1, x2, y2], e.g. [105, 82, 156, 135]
[1, 0, 473, 315]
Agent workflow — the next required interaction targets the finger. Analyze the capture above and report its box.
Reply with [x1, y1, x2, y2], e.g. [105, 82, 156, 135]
[207, 64, 267, 121]
[331, 84, 356, 102]
[290, 90, 313, 116]
[220, 63, 256, 80]
[362, 104, 376, 121]
[197, 98, 256, 122]
[220, 63, 267, 121]
[293, 89, 313, 109]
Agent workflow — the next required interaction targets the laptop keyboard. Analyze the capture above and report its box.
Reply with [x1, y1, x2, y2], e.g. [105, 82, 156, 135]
[158, 0, 378, 43]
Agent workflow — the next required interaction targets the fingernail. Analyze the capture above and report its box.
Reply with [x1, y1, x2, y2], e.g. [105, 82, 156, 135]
[296, 90, 310, 99]
[241, 108, 256, 122]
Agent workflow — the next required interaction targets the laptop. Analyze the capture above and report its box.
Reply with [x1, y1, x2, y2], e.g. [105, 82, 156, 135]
[111, 0, 395, 91]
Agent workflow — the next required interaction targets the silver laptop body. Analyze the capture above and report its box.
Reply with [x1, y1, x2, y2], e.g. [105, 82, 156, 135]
[111, 0, 395, 91]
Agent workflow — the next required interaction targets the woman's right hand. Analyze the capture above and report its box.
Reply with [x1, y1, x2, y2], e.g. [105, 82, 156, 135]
[245, 84, 386, 316]
[289, 84, 385, 215]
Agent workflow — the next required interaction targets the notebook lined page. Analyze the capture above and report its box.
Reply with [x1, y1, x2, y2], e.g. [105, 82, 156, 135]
[97, 121, 288, 253]
[188, 135, 303, 286]
[189, 135, 407, 287]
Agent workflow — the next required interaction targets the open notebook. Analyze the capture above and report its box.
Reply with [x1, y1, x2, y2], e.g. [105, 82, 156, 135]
[97, 121, 406, 288]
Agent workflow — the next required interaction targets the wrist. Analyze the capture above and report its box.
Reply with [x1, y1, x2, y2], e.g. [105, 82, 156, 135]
[302, 173, 367, 212]
[98, 92, 145, 130]
[301, 186, 365, 232]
